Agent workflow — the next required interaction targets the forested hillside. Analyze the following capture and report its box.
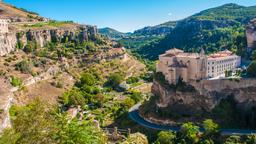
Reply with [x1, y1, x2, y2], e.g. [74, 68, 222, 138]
[120, 3, 256, 60]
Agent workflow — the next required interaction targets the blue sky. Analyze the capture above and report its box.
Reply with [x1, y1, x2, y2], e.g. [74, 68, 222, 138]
[4, 0, 256, 32]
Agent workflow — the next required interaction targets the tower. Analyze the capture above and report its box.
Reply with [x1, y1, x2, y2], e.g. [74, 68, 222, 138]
[199, 48, 207, 79]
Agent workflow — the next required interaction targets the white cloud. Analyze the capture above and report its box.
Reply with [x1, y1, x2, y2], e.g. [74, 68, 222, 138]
[168, 12, 172, 16]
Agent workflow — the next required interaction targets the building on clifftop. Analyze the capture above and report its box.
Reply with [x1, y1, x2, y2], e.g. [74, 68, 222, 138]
[156, 48, 241, 84]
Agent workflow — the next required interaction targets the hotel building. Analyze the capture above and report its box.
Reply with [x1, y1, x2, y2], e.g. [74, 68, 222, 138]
[157, 48, 241, 84]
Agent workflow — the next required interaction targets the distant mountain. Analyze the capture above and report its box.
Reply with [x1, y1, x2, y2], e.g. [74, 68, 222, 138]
[133, 21, 176, 36]
[122, 3, 256, 60]
[99, 27, 129, 40]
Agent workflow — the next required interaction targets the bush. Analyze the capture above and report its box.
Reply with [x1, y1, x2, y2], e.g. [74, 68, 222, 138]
[247, 61, 256, 77]
[61, 88, 86, 107]
[156, 131, 176, 144]
[126, 76, 140, 84]
[10, 76, 22, 87]
[79, 73, 96, 86]
[105, 73, 124, 89]
[15, 60, 32, 74]
[129, 91, 143, 103]
[23, 41, 38, 54]
[180, 122, 200, 143]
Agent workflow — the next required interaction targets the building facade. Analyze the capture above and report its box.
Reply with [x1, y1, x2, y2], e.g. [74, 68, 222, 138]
[157, 48, 207, 84]
[157, 48, 241, 84]
[207, 50, 241, 78]
[0, 18, 9, 33]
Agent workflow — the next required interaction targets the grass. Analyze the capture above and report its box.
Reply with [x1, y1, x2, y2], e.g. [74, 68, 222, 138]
[23, 21, 74, 28]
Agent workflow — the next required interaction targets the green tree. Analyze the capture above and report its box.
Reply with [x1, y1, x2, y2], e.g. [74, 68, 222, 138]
[129, 90, 143, 103]
[10, 76, 22, 87]
[79, 73, 96, 86]
[246, 135, 256, 144]
[224, 135, 241, 144]
[0, 98, 107, 144]
[247, 61, 256, 77]
[61, 88, 86, 107]
[23, 41, 38, 54]
[106, 73, 124, 89]
[1, 98, 57, 144]
[123, 133, 148, 144]
[15, 60, 32, 74]
[252, 50, 256, 61]
[203, 119, 219, 134]
[180, 122, 200, 143]
[54, 115, 107, 144]
[156, 131, 176, 144]
[123, 97, 135, 109]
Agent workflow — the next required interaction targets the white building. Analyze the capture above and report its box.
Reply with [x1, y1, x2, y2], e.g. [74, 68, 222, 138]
[207, 50, 241, 78]
[0, 18, 9, 33]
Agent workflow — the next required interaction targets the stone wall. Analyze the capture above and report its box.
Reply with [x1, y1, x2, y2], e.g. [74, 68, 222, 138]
[153, 78, 256, 114]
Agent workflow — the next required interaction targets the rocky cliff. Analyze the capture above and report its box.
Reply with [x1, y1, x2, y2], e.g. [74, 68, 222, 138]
[18, 25, 97, 47]
[0, 23, 98, 56]
[246, 19, 256, 52]
[153, 78, 256, 114]
[0, 32, 16, 56]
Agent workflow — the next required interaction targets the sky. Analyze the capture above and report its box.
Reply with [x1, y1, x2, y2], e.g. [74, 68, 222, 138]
[4, 0, 256, 32]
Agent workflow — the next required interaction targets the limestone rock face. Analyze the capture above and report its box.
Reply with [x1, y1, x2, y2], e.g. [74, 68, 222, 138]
[0, 32, 17, 56]
[246, 19, 256, 52]
[0, 24, 98, 56]
[153, 78, 256, 115]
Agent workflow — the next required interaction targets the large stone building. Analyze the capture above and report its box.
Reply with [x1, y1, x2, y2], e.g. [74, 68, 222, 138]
[157, 48, 241, 84]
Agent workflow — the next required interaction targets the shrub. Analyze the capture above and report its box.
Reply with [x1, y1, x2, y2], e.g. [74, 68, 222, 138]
[10, 76, 22, 87]
[105, 73, 124, 89]
[61, 88, 86, 107]
[15, 60, 32, 74]
[247, 61, 256, 77]
[126, 76, 140, 84]
[156, 131, 176, 144]
[79, 73, 96, 86]
[23, 41, 38, 54]
[129, 91, 143, 103]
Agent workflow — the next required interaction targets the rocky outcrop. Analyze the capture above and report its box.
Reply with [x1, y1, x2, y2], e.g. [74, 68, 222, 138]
[0, 32, 17, 56]
[17, 25, 98, 48]
[153, 78, 256, 115]
[246, 19, 256, 52]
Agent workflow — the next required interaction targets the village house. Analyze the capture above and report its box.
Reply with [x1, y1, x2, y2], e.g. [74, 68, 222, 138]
[156, 48, 241, 84]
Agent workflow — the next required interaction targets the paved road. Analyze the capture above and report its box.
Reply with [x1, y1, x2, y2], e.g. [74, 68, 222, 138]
[129, 103, 256, 135]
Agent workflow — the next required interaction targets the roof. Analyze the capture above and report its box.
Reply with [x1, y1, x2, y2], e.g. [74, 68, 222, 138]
[208, 50, 234, 59]
[161, 48, 200, 58]
[165, 48, 184, 54]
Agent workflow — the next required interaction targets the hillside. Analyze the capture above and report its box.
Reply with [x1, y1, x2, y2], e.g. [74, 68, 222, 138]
[99, 27, 129, 40]
[0, 3, 148, 142]
[121, 3, 256, 60]
[133, 21, 176, 36]
[0, 2, 45, 22]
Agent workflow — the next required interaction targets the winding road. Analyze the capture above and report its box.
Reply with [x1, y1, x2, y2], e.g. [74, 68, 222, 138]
[129, 103, 256, 135]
